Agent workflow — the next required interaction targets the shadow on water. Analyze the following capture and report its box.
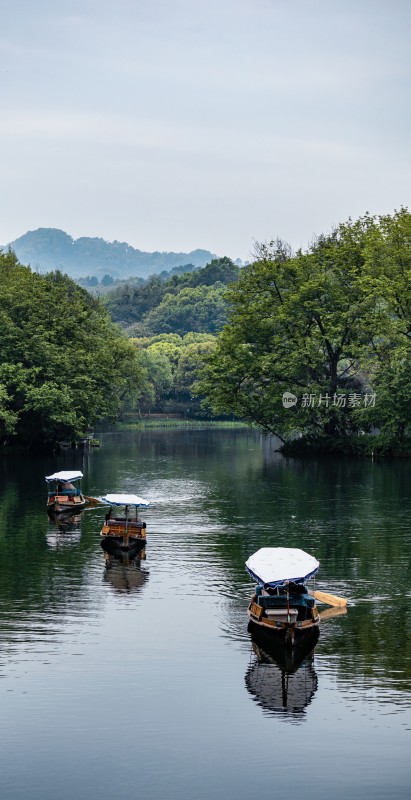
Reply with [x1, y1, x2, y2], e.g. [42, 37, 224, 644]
[245, 623, 319, 722]
[103, 550, 149, 595]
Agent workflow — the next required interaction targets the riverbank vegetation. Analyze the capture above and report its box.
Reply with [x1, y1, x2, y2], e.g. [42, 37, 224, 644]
[104, 256, 239, 419]
[2, 210, 410, 455]
[114, 419, 246, 430]
[197, 209, 411, 456]
[128, 333, 217, 418]
[0, 249, 142, 449]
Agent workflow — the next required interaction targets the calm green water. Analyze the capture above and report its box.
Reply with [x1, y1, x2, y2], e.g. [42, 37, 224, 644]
[0, 429, 410, 799]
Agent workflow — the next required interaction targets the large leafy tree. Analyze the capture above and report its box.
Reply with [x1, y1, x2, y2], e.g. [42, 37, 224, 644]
[197, 214, 406, 445]
[0, 250, 143, 448]
[357, 208, 411, 443]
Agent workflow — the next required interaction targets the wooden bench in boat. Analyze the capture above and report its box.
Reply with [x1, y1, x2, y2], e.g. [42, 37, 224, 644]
[265, 608, 298, 622]
[55, 495, 83, 503]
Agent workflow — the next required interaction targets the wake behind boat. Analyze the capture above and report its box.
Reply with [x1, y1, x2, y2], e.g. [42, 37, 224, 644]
[100, 493, 150, 557]
[246, 547, 321, 647]
[46, 471, 87, 515]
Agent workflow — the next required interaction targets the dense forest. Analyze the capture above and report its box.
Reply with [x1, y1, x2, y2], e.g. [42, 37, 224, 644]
[104, 256, 239, 334]
[0, 249, 142, 448]
[2, 209, 411, 453]
[77, 261, 202, 293]
[102, 256, 239, 417]
[198, 209, 411, 455]
[128, 333, 217, 418]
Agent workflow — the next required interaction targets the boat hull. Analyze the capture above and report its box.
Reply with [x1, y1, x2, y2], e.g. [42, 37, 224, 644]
[247, 597, 320, 648]
[247, 615, 319, 651]
[248, 620, 319, 667]
[47, 497, 87, 515]
[100, 536, 147, 558]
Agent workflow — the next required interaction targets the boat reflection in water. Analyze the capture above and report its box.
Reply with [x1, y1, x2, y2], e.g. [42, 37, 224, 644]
[245, 623, 319, 722]
[46, 513, 83, 549]
[103, 549, 149, 595]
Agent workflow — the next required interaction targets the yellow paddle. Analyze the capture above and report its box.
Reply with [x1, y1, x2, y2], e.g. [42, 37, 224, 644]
[310, 589, 348, 607]
[84, 495, 103, 505]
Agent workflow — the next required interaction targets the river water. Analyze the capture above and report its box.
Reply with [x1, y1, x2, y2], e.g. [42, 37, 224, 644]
[0, 429, 410, 799]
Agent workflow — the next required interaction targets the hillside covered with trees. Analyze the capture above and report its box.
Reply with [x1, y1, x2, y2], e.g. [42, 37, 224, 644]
[104, 256, 240, 335]
[7, 228, 217, 281]
[3, 209, 411, 454]
[104, 256, 239, 417]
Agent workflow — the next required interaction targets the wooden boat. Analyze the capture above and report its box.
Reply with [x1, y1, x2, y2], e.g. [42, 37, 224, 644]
[46, 470, 87, 515]
[100, 493, 149, 557]
[246, 547, 321, 648]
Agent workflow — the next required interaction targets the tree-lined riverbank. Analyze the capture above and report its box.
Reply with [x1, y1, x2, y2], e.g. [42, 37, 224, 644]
[2, 209, 410, 454]
[197, 210, 411, 456]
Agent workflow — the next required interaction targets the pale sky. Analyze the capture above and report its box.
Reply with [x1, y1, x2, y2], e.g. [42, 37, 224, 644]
[1, 0, 410, 260]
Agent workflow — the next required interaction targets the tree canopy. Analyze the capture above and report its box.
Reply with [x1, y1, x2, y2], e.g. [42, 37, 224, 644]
[104, 257, 239, 333]
[0, 249, 143, 448]
[128, 333, 216, 417]
[197, 210, 411, 453]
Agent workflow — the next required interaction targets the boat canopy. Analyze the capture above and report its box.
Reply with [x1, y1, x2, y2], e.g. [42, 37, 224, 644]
[245, 547, 319, 588]
[101, 493, 150, 507]
[45, 471, 83, 483]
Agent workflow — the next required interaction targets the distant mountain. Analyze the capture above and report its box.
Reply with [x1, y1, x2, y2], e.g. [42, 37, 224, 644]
[5, 228, 217, 280]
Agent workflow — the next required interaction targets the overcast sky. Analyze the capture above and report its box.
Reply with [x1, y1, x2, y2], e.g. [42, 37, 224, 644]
[0, 0, 410, 259]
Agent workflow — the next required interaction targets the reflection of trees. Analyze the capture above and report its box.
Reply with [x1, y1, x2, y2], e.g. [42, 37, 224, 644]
[0, 464, 101, 663]
[318, 604, 411, 695]
[245, 626, 319, 722]
[1, 429, 410, 697]
[195, 439, 411, 692]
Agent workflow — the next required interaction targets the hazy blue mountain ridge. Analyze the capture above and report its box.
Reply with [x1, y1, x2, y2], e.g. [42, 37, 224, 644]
[5, 228, 217, 280]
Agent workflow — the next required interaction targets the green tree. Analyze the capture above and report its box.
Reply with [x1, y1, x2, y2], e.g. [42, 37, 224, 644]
[197, 219, 381, 443]
[356, 208, 411, 444]
[174, 339, 217, 414]
[129, 333, 217, 416]
[143, 285, 228, 335]
[104, 257, 239, 332]
[0, 251, 143, 448]
[136, 348, 173, 414]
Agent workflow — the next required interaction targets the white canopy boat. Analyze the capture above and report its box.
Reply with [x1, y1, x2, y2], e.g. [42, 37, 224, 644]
[245, 547, 321, 647]
[45, 470, 86, 514]
[100, 493, 150, 556]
